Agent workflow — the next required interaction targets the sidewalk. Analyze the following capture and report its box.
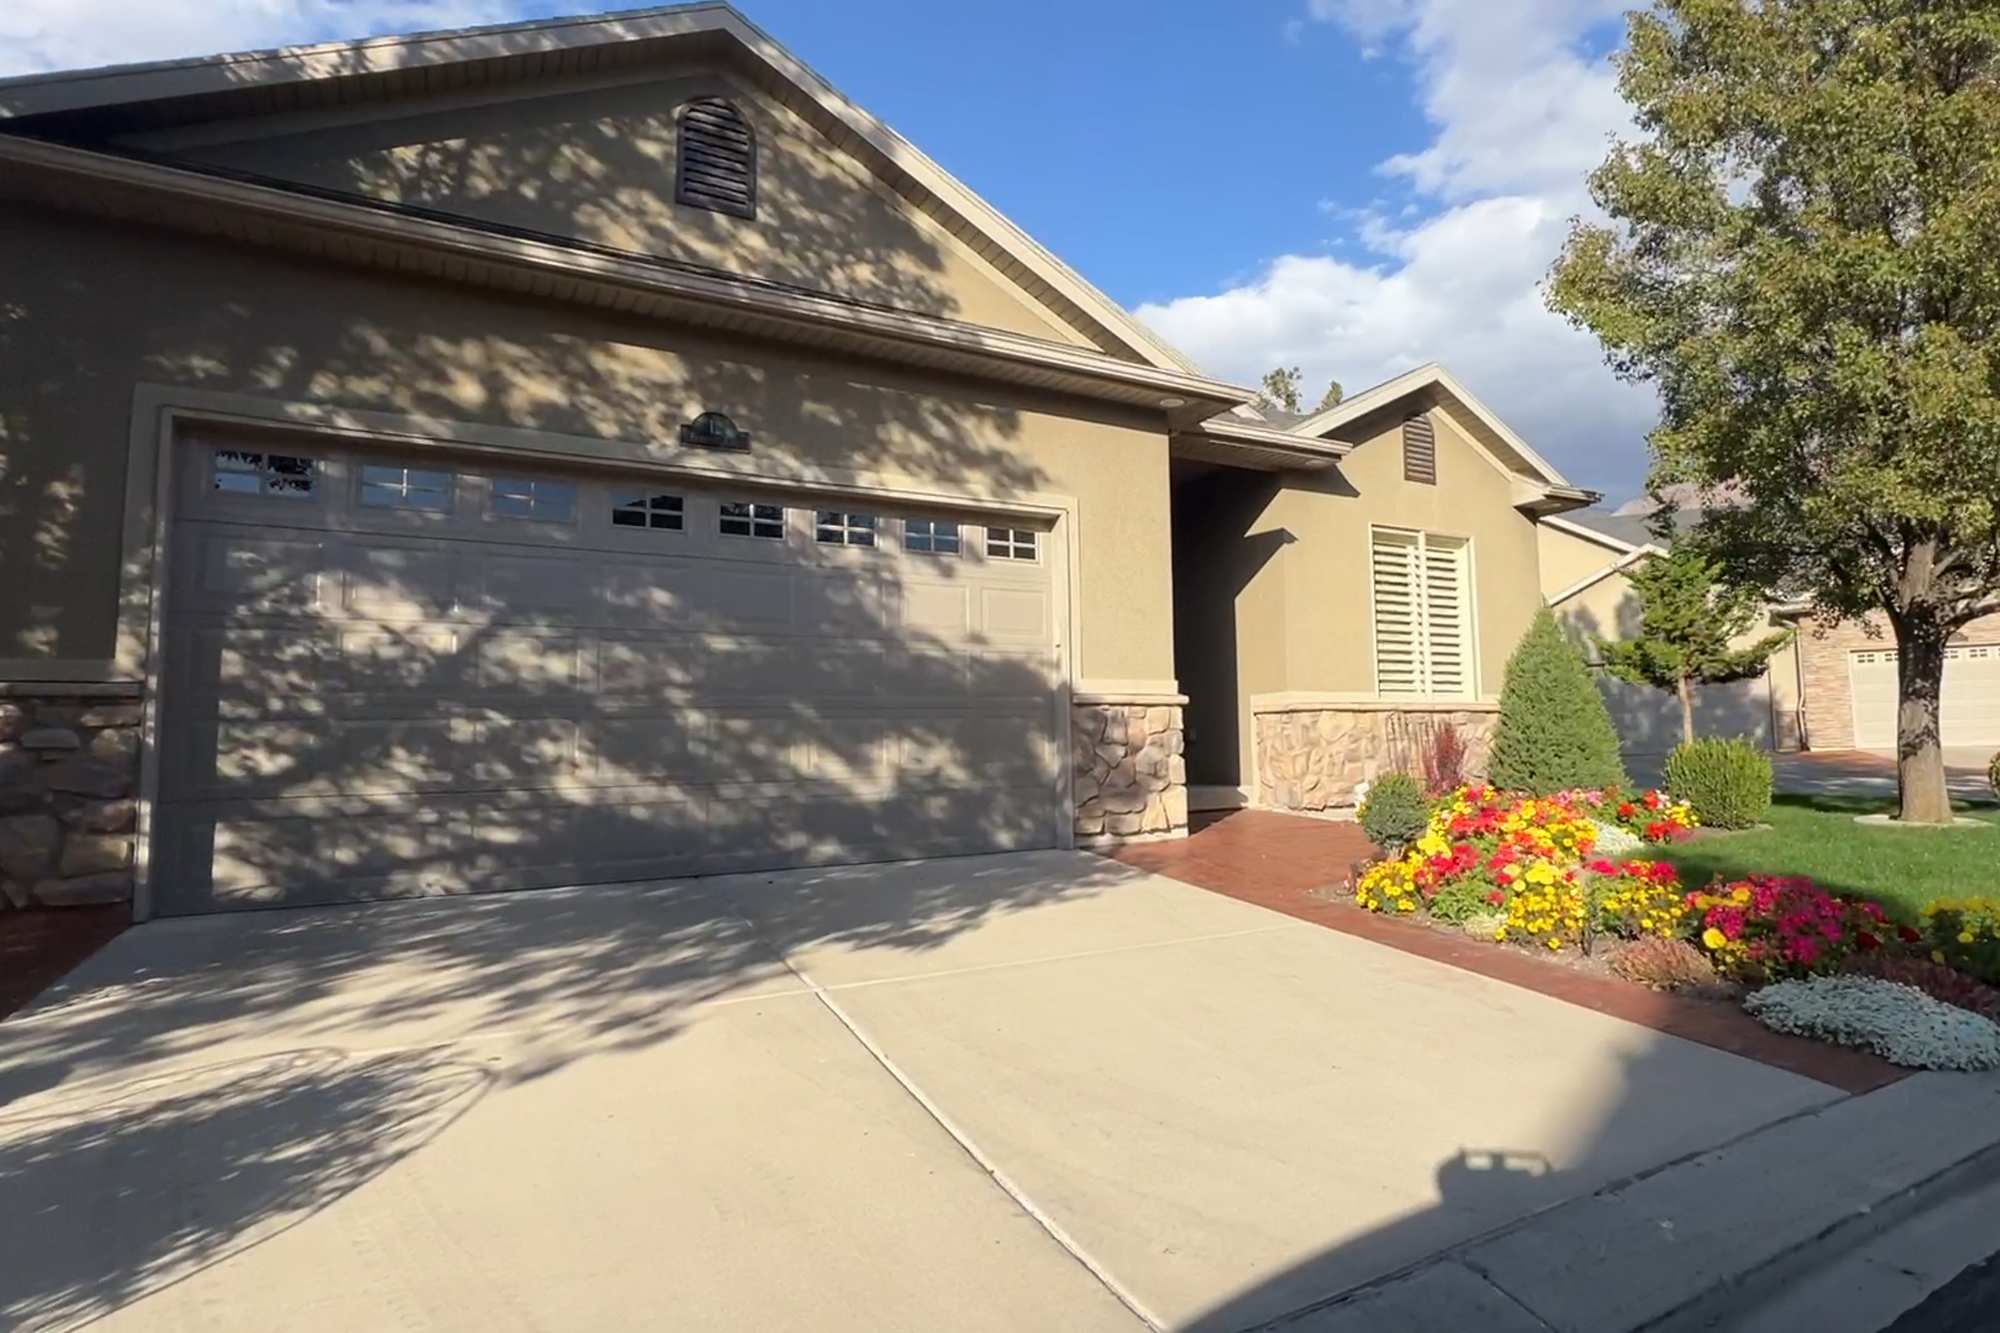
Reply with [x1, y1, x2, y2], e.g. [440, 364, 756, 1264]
[1249, 1073, 2000, 1332]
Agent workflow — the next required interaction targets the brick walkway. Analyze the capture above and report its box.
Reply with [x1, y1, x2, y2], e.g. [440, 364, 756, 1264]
[1108, 810, 1903, 1095]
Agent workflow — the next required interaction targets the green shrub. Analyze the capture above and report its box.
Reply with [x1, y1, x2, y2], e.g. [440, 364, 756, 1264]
[1360, 772, 1428, 853]
[1663, 736, 1772, 829]
[1989, 750, 1999, 802]
[1488, 607, 1629, 795]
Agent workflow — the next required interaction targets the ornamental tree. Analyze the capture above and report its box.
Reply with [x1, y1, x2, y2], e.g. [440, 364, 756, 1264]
[1491, 607, 1631, 795]
[1549, 1, 2000, 824]
[1597, 544, 1793, 744]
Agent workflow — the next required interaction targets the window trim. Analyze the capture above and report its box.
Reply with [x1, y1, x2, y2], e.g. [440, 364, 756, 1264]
[210, 447, 318, 500]
[718, 498, 786, 541]
[1367, 524, 1478, 701]
[902, 516, 962, 556]
[358, 462, 455, 514]
[985, 526, 1039, 562]
[489, 475, 578, 525]
[611, 490, 687, 532]
[814, 509, 879, 548]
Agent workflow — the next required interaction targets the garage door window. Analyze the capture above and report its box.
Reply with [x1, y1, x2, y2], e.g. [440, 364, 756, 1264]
[491, 477, 577, 524]
[720, 500, 785, 539]
[213, 449, 316, 499]
[612, 492, 685, 531]
[904, 517, 960, 554]
[987, 527, 1038, 561]
[815, 511, 878, 547]
[360, 464, 453, 513]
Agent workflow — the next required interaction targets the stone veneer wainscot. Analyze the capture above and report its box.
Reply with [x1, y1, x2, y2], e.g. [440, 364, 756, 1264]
[1071, 698, 1188, 843]
[0, 686, 143, 909]
[1253, 696, 1497, 814]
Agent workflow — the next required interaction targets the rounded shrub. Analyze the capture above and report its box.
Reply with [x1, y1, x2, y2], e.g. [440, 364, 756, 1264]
[1360, 772, 1428, 854]
[1663, 736, 1772, 829]
[1989, 750, 2000, 802]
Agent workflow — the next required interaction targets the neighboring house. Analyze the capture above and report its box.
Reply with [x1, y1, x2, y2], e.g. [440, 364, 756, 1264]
[1541, 510, 2000, 756]
[0, 4, 1594, 919]
[1539, 512, 1800, 757]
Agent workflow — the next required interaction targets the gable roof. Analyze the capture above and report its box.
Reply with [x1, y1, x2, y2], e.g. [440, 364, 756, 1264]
[1287, 363, 1597, 512]
[0, 3, 1202, 380]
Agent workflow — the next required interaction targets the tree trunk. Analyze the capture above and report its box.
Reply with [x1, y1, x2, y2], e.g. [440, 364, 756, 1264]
[1677, 672, 1695, 747]
[1892, 618, 1952, 825]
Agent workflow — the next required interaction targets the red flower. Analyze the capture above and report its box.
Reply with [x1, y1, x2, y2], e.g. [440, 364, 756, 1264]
[1486, 889, 1505, 905]
[1898, 925, 1922, 944]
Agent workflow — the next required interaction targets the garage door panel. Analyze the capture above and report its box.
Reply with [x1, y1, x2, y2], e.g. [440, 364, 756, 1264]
[1850, 644, 2000, 748]
[157, 439, 1064, 914]
[980, 586, 1051, 643]
[344, 544, 463, 621]
[196, 534, 332, 616]
[899, 580, 973, 637]
[471, 633, 586, 693]
[476, 552, 599, 620]
[585, 712, 707, 783]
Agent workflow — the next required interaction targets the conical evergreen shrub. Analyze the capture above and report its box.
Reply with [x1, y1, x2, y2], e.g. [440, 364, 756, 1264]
[1488, 606, 1629, 795]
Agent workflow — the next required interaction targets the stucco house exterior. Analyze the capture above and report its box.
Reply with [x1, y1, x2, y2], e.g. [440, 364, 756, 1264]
[1541, 510, 2000, 757]
[0, 4, 1596, 919]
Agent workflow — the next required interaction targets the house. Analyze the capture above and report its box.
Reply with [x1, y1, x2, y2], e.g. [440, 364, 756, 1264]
[1541, 509, 2000, 756]
[0, 4, 1594, 919]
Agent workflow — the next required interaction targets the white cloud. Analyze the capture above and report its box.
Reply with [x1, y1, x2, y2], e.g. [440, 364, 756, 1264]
[0, 0, 530, 77]
[1144, 0, 1653, 497]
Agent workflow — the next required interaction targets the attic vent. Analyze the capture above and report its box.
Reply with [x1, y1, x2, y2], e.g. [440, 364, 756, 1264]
[676, 97, 757, 218]
[1402, 413, 1437, 485]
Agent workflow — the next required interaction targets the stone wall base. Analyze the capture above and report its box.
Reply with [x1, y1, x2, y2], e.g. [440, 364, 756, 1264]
[1072, 701, 1188, 841]
[0, 688, 142, 909]
[1254, 706, 1497, 813]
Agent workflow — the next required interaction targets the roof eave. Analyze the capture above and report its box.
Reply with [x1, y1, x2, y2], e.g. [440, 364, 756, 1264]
[0, 134, 1255, 423]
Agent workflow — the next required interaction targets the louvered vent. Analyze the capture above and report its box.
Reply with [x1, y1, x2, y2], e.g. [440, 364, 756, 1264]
[1403, 412, 1437, 484]
[1371, 528, 1473, 698]
[676, 97, 756, 218]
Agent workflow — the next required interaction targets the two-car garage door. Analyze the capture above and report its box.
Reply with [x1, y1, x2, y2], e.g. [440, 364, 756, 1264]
[1849, 645, 2000, 750]
[153, 435, 1062, 915]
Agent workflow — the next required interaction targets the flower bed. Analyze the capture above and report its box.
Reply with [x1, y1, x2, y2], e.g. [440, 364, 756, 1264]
[1355, 785, 1691, 953]
[1347, 782, 2000, 1071]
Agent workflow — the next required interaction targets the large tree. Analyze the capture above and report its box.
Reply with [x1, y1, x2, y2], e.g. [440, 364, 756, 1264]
[1550, 1, 2000, 824]
[1597, 544, 1793, 745]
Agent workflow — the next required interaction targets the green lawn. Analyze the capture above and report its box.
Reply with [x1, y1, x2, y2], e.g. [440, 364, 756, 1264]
[1662, 795, 2000, 922]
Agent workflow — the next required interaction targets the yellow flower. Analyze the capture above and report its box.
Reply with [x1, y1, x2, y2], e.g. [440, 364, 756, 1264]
[1933, 949, 1948, 964]
[1960, 931, 1977, 945]
[1702, 927, 1727, 951]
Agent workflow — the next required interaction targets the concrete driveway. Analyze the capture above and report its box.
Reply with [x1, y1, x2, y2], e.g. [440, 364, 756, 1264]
[0, 853, 1838, 1332]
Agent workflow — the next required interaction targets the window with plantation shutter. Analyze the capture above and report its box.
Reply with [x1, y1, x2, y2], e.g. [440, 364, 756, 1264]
[1371, 528, 1474, 698]
[676, 97, 756, 218]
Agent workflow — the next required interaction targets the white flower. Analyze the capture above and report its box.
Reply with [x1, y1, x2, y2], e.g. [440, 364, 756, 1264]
[1590, 821, 1643, 855]
[1745, 976, 2000, 1071]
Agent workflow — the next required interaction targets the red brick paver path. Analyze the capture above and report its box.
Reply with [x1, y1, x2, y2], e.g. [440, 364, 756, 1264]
[0, 906, 127, 1022]
[1109, 810, 1903, 1096]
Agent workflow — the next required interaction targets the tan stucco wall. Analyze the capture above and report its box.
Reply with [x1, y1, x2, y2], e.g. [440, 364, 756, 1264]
[1173, 409, 1545, 786]
[142, 66, 1093, 350]
[1537, 522, 1628, 603]
[0, 204, 1175, 684]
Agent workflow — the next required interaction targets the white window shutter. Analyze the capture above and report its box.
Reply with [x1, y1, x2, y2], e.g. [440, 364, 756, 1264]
[1372, 528, 1473, 699]
[1371, 530, 1424, 696]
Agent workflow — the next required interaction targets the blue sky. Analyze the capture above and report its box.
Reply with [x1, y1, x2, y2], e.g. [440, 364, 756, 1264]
[0, 0, 1657, 498]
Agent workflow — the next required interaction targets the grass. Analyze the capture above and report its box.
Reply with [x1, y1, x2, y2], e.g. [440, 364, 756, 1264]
[1662, 794, 2000, 922]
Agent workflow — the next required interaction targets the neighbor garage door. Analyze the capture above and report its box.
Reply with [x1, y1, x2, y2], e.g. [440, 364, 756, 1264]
[153, 434, 1062, 914]
[1849, 644, 2000, 749]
